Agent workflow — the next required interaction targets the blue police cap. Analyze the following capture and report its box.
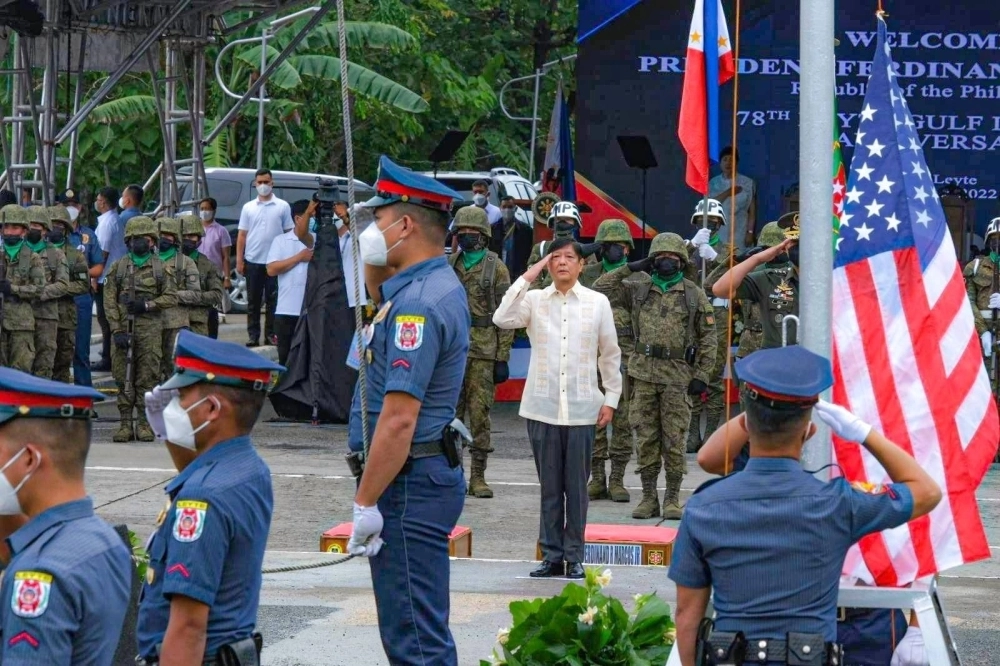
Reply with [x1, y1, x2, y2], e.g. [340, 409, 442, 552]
[0, 367, 104, 424]
[735, 345, 833, 409]
[161, 330, 286, 391]
[363, 155, 463, 213]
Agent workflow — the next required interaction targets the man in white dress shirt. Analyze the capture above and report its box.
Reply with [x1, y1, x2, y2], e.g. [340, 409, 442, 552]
[493, 237, 622, 579]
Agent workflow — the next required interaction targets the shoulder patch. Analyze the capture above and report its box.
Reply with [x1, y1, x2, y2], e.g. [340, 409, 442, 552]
[11, 571, 52, 618]
[394, 315, 425, 351]
[172, 500, 208, 542]
[850, 481, 896, 498]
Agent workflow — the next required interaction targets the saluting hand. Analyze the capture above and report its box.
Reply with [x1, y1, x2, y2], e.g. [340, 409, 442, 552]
[754, 238, 794, 265]
[813, 399, 872, 444]
[522, 254, 551, 283]
[347, 503, 384, 557]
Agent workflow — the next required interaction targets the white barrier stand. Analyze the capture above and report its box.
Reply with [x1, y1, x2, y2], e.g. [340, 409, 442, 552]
[665, 578, 960, 665]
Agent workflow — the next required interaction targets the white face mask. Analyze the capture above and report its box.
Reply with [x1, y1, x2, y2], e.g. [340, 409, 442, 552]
[199, 210, 213, 222]
[256, 183, 273, 197]
[359, 217, 404, 267]
[334, 218, 344, 230]
[473, 193, 487, 207]
[118, 197, 127, 209]
[0, 448, 32, 516]
[163, 395, 215, 450]
[67, 207, 80, 223]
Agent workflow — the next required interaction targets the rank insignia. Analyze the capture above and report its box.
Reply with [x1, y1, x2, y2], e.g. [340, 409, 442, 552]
[394, 315, 425, 351]
[146, 568, 155, 585]
[11, 571, 52, 618]
[172, 500, 208, 542]
[156, 498, 172, 527]
[372, 300, 392, 326]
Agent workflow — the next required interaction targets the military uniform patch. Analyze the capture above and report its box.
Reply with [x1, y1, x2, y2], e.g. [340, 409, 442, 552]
[172, 500, 208, 542]
[394, 315, 425, 351]
[11, 571, 52, 618]
[851, 481, 894, 497]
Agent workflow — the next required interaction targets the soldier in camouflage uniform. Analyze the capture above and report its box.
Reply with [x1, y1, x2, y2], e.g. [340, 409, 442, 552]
[178, 214, 225, 337]
[450, 206, 514, 498]
[733, 222, 788, 364]
[581, 219, 636, 502]
[25, 206, 70, 379]
[526, 201, 582, 290]
[712, 212, 800, 352]
[0, 205, 45, 372]
[157, 217, 201, 381]
[684, 199, 734, 453]
[964, 218, 1000, 374]
[105, 216, 178, 442]
[48, 206, 91, 383]
[592, 232, 716, 520]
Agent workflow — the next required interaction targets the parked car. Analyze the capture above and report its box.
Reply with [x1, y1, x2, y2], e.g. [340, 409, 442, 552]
[177, 168, 374, 313]
[419, 168, 537, 229]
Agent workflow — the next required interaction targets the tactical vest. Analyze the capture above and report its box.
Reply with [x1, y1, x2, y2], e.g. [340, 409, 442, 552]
[116, 254, 165, 291]
[630, 278, 700, 349]
[449, 251, 499, 314]
[4, 248, 35, 281]
[43, 246, 60, 274]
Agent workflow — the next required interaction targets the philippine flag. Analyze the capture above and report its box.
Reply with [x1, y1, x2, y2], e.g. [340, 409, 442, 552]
[678, 0, 736, 195]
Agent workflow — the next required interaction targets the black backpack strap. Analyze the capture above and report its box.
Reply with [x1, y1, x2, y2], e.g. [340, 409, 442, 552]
[631, 279, 651, 341]
[482, 253, 498, 312]
[683, 280, 700, 347]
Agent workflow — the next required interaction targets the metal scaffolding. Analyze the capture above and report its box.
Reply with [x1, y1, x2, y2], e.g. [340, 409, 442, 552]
[0, 0, 315, 211]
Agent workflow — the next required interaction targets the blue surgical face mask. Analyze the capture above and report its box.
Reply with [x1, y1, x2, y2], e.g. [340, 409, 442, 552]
[309, 217, 317, 233]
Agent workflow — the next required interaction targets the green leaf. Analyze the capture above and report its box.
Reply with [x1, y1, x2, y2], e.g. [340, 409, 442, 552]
[629, 594, 674, 647]
[510, 598, 544, 627]
[203, 118, 231, 168]
[299, 21, 418, 52]
[289, 55, 429, 112]
[235, 45, 302, 89]
[135, 126, 160, 150]
[88, 95, 158, 125]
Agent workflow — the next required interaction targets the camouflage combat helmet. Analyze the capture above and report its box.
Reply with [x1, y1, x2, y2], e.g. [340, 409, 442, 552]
[26, 206, 52, 230]
[47, 205, 72, 230]
[124, 216, 159, 241]
[0, 204, 28, 228]
[179, 214, 204, 237]
[757, 222, 785, 248]
[158, 217, 182, 240]
[778, 211, 800, 240]
[594, 219, 634, 247]
[648, 232, 689, 263]
[452, 205, 491, 238]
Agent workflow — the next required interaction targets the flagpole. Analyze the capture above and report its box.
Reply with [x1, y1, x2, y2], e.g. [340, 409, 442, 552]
[700, 192, 709, 285]
[798, 0, 836, 479]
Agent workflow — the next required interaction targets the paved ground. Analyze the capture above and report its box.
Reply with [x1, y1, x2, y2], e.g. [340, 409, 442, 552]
[81, 315, 999, 664]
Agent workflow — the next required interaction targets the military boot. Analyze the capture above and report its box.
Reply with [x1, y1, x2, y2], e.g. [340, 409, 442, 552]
[467, 454, 493, 498]
[631, 469, 661, 519]
[662, 473, 685, 520]
[608, 460, 630, 503]
[588, 460, 609, 500]
[113, 410, 134, 443]
[135, 417, 155, 443]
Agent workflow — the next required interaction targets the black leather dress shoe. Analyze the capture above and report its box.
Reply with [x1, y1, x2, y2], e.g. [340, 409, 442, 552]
[565, 562, 585, 579]
[529, 561, 564, 578]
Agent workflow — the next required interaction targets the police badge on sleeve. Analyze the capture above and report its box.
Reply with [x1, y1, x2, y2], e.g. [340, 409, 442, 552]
[394, 315, 425, 351]
[173, 500, 209, 543]
[11, 571, 52, 618]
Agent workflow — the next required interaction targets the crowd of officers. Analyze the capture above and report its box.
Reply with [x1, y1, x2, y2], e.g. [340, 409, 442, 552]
[0, 205, 225, 438]
[450, 195, 802, 520]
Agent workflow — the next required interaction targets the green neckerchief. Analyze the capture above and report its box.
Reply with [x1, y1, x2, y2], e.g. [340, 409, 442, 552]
[602, 257, 626, 273]
[51, 241, 65, 250]
[189, 250, 201, 261]
[129, 252, 152, 268]
[991, 252, 999, 265]
[650, 271, 684, 292]
[708, 233, 721, 247]
[159, 247, 177, 262]
[26, 239, 47, 254]
[3, 241, 22, 262]
[461, 248, 486, 270]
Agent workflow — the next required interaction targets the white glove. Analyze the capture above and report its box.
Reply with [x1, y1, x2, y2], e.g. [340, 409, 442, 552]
[698, 243, 718, 261]
[813, 399, 873, 444]
[144, 385, 178, 441]
[982, 331, 994, 358]
[347, 503, 384, 557]
[690, 227, 712, 248]
[890, 626, 928, 666]
[990, 292, 1000, 309]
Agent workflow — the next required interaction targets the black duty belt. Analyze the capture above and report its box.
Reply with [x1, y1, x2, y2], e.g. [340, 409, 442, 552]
[136, 658, 218, 665]
[470, 315, 494, 327]
[705, 632, 842, 666]
[410, 440, 446, 459]
[635, 340, 685, 360]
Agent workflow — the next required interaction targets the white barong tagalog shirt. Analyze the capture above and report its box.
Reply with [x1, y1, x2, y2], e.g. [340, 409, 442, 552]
[493, 276, 622, 426]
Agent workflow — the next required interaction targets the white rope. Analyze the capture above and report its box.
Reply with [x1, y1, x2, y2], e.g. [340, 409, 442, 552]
[335, 0, 370, 454]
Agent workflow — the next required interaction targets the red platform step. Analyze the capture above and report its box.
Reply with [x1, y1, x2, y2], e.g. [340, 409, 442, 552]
[535, 523, 677, 567]
[320, 523, 473, 558]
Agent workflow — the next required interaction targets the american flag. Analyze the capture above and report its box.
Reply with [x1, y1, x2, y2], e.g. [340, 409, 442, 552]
[832, 17, 998, 586]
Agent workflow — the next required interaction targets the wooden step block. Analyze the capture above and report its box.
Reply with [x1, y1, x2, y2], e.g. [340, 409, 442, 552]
[320, 523, 473, 558]
[535, 523, 677, 567]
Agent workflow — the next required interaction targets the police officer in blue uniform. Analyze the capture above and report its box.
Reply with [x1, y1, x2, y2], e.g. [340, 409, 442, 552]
[58, 190, 105, 387]
[345, 155, 470, 665]
[669, 345, 942, 666]
[136, 330, 284, 666]
[0, 367, 131, 665]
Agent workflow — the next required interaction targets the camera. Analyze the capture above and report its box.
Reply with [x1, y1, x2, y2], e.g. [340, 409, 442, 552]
[313, 177, 346, 228]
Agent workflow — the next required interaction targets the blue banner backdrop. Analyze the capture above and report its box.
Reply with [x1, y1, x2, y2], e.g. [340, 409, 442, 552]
[575, 0, 1000, 243]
